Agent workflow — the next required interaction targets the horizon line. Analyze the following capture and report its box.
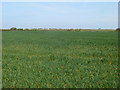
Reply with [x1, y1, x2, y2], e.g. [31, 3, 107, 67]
[1, 27, 117, 30]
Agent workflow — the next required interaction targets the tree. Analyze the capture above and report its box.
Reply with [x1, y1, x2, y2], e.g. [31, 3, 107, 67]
[17, 28, 23, 31]
[10, 27, 17, 30]
[24, 28, 29, 31]
[116, 28, 120, 31]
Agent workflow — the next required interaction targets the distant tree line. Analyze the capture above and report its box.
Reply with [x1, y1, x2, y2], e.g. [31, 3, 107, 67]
[8, 27, 82, 31]
[116, 28, 120, 31]
[10, 27, 23, 31]
[1, 27, 119, 31]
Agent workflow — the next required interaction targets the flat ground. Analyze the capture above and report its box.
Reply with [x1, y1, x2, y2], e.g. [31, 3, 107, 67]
[2, 30, 118, 88]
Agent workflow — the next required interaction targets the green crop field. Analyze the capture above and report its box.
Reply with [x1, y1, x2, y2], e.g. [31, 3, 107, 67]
[2, 30, 118, 88]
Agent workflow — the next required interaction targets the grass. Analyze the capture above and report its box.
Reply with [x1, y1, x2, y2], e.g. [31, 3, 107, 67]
[2, 30, 118, 88]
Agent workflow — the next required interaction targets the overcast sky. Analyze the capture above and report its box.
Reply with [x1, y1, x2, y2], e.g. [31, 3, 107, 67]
[2, 2, 118, 29]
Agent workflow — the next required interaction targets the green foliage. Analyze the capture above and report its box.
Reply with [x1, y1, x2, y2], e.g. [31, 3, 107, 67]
[116, 28, 120, 31]
[17, 28, 23, 31]
[2, 31, 118, 88]
[24, 28, 29, 31]
[10, 27, 17, 30]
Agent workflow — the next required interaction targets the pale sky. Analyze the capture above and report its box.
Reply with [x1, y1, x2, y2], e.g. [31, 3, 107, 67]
[2, 2, 118, 29]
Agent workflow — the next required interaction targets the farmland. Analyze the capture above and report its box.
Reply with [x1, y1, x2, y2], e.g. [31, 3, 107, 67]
[2, 30, 118, 88]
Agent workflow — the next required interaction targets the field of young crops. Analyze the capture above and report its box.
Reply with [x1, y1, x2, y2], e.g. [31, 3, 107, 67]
[2, 30, 118, 88]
